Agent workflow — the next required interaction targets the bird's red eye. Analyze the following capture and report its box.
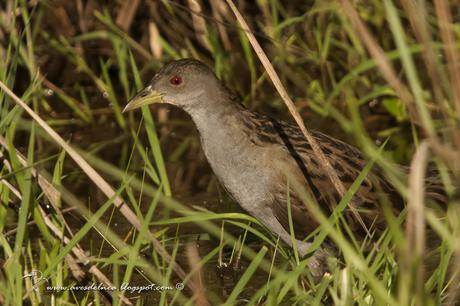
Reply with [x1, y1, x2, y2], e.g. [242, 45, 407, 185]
[170, 75, 183, 86]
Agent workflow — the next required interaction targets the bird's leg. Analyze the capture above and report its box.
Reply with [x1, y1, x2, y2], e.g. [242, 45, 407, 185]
[297, 241, 331, 281]
[248, 206, 331, 279]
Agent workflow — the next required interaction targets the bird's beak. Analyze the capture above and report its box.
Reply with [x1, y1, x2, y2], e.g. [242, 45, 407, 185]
[123, 86, 163, 113]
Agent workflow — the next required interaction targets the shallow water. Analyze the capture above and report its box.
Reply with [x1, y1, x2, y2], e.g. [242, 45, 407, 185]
[65, 192, 285, 305]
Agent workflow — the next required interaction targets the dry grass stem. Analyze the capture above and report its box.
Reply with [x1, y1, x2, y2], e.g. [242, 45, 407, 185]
[186, 242, 210, 306]
[401, 0, 445, 103]
[406, 141, 429, 303]
[187, 0, 211, 51]
[148, 21, 163, 59]
[210, 0, 232, 50]
[434, 0, 460, 118]
[116, 0, 140, 32]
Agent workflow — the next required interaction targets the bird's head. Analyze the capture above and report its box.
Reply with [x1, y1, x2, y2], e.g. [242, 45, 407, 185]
[123, 59, 221, 113]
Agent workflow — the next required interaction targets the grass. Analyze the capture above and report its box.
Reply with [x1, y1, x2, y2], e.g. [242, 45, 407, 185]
[0, 0, 459, 305]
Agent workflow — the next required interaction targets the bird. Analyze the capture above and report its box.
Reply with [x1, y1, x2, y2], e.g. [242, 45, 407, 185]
[123, 58, 449, 277]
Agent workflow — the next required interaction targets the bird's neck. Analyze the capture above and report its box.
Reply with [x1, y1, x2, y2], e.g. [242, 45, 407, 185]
[185, 95, 253, 160]
[185, 90, 248, 138]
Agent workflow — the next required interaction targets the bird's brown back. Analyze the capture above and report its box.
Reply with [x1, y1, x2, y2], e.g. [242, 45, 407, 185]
[234, 104, 449, 240]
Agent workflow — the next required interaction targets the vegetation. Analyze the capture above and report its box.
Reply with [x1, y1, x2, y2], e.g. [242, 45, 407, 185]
[0, 0, 459, 305]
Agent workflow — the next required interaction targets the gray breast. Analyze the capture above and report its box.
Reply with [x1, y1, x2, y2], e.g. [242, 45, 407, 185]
[198, 116, 274, 212]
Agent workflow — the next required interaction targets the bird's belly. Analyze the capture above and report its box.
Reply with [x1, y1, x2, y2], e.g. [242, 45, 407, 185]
[203, 141, 273, 211]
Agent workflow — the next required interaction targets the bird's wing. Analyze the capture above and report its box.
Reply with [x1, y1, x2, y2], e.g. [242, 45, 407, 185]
[243, 113, 402, 237]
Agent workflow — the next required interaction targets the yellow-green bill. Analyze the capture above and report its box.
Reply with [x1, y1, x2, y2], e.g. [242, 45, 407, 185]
[123, 90, 163, 113]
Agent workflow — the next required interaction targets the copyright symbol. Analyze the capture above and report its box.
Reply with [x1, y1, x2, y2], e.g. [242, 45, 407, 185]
[175, 282, 184, 290]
